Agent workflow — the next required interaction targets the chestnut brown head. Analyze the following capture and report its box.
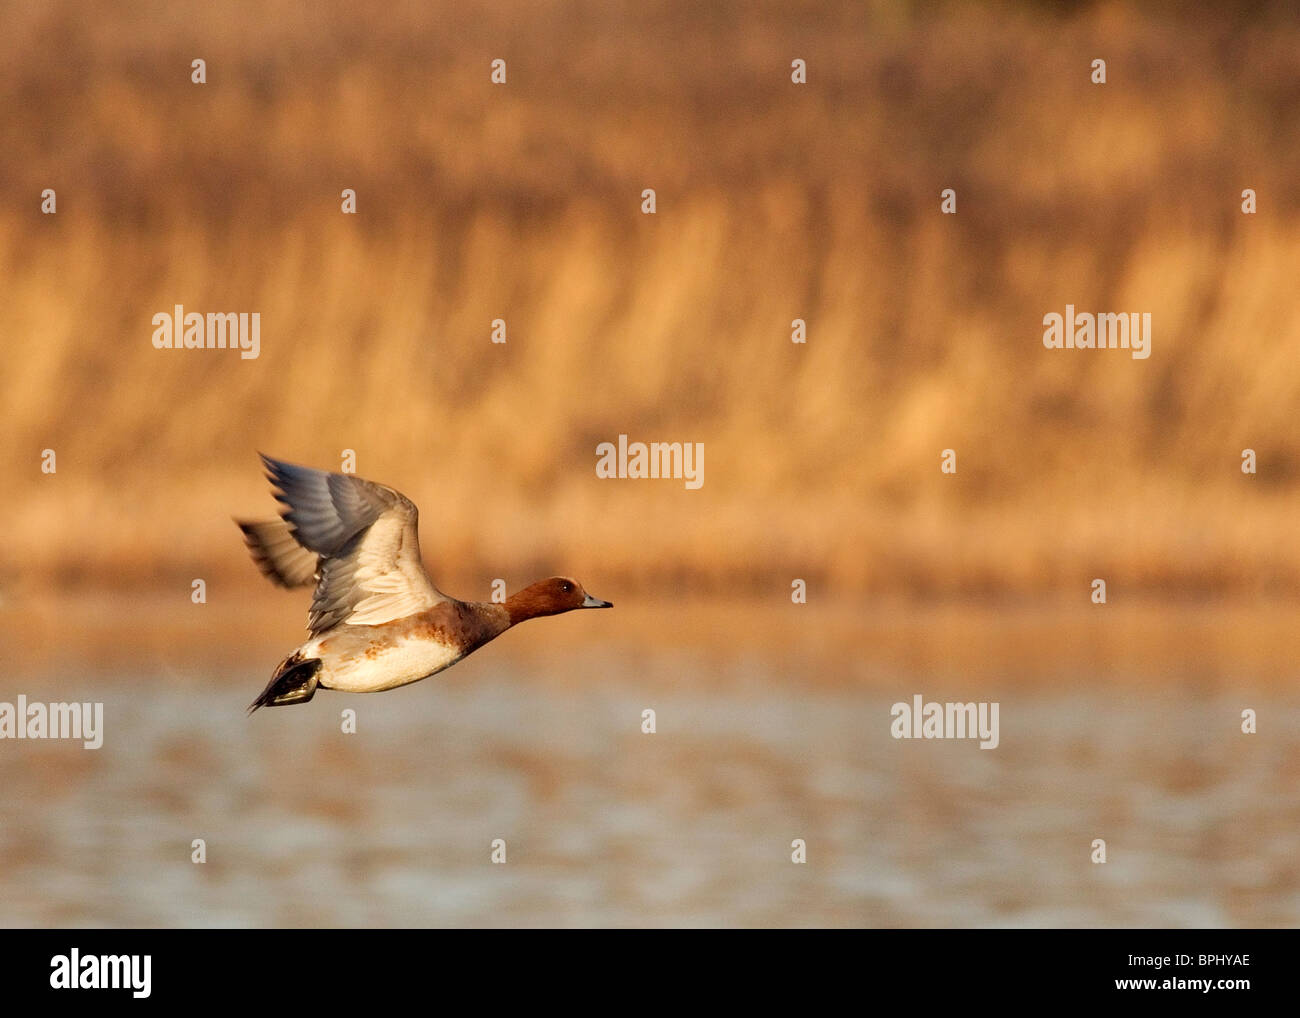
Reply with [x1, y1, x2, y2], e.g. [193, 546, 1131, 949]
[506, 577, 612, 624]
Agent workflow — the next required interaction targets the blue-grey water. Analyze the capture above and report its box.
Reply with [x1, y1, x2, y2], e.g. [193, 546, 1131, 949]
[1, 674, 1297, 927]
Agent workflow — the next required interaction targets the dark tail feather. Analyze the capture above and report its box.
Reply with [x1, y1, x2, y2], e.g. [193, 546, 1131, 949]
[248, 655, 322, 713]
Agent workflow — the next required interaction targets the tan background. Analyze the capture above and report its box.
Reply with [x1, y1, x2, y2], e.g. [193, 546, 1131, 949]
[3, 1, 1298, 608]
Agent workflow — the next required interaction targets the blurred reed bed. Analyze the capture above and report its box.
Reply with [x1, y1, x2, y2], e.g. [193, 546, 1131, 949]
[2, 0, 1299, 600]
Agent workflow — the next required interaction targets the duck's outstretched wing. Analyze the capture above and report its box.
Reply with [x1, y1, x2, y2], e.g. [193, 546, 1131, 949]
[236, 517, 319, 588]
[257, 453, 451, 637]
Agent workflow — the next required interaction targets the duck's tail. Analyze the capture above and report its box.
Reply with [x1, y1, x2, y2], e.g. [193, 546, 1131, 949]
[248, 652, 322, 713]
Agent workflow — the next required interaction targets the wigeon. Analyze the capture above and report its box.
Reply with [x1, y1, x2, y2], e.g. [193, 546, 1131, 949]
[237, 455, 612, 712]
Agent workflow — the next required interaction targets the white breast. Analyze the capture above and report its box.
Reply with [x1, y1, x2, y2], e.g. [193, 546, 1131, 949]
[316, 635, 464, 693]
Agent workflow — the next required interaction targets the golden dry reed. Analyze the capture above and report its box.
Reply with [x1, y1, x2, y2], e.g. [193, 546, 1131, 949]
[2, 1, 1299, 598]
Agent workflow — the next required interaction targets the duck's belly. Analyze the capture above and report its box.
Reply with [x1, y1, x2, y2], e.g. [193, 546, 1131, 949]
[315, 634, 464, 693]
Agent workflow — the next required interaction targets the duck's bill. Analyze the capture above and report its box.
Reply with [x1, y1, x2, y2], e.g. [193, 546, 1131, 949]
[582, 594, 613, 608]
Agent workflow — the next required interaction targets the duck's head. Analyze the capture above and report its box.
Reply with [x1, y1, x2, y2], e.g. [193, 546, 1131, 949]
[506, 577, 613, 624]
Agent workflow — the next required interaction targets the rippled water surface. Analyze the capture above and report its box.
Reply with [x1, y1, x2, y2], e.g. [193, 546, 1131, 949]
[1, 672, 1297, 927]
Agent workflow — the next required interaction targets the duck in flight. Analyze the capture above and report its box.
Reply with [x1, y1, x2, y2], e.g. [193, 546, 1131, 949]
[238, 454, 612, 712]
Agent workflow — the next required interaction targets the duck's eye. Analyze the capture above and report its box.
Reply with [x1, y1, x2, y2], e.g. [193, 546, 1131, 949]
[561, 581, 573, 593]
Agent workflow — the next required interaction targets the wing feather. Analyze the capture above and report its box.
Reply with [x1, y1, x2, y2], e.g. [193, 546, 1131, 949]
[236, 517, 319, 588]
[256, 454, 449, 636]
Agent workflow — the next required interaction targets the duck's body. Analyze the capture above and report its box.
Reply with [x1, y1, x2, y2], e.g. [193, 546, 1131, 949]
[238, 455, 611, 711]
[296, 599, 510, 693]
